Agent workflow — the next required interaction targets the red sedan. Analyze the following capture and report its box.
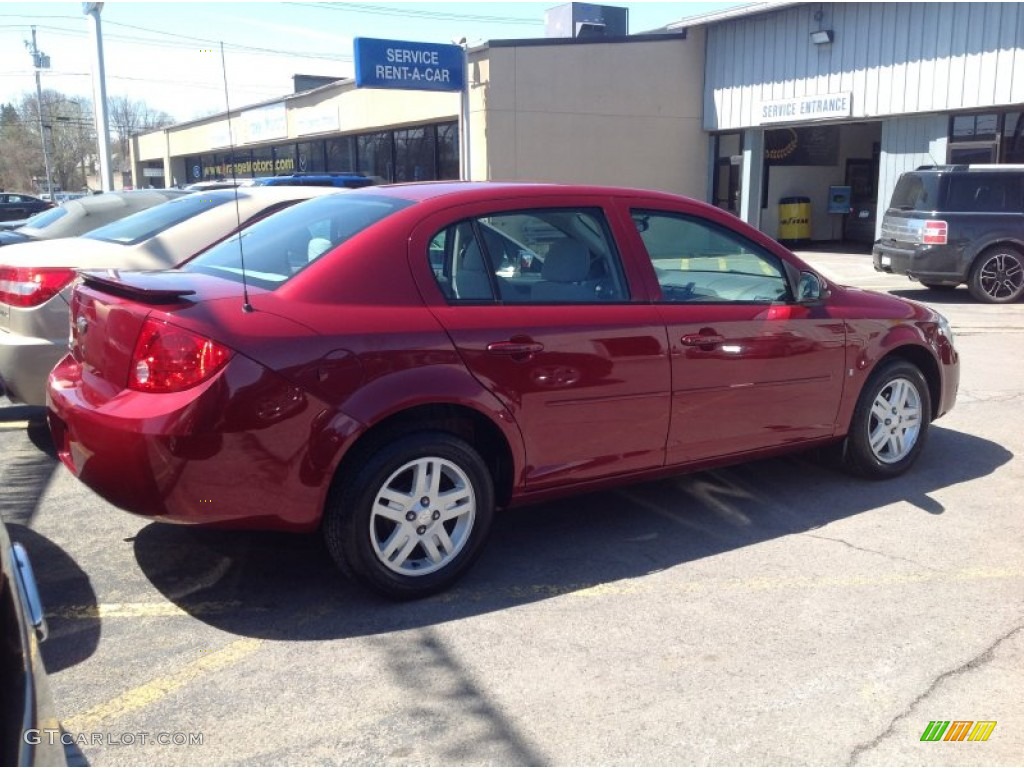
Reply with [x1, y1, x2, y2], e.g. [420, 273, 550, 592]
[47, 183, 959, 598]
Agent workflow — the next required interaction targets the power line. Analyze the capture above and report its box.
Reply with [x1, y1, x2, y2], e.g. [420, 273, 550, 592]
[283, 2, 544, 25]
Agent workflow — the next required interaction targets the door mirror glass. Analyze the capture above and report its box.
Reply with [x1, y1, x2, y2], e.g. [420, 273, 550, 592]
[797, 271, 824, 302]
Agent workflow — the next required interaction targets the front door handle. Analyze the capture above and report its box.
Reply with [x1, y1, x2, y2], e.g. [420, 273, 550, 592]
[681, 333, 725, 347]
[486, 340, 545, 356]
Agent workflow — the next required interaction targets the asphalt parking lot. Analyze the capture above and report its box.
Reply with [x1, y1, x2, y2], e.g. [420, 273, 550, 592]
[2, 249, 1022, 766]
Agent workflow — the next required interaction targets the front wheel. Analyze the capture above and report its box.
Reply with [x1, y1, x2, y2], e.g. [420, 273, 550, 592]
[842, 360, 931, 479]
[968, 246, 1024, 303]
[324, 432, 494, 599]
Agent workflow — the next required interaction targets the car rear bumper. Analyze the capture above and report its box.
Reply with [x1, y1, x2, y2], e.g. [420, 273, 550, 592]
[872, 242, 967, 284]
[46, 352, 341, 532]
[0, 330, 64, 406]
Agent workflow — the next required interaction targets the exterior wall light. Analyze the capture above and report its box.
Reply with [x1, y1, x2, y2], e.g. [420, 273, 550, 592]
[810, 29, 834, 45]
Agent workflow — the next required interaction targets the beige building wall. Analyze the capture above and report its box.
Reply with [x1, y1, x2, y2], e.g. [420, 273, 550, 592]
[132, 33, 709, 198]
[470, 33, 708, 197]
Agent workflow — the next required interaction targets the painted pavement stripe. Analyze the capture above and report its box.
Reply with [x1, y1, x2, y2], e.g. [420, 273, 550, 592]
[62, 637, 263, 732]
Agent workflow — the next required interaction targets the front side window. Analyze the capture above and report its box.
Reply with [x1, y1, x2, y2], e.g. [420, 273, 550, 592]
[429, 208, 628, 304]
[632, 210, 790, 303]
[184, 193, 412, 289]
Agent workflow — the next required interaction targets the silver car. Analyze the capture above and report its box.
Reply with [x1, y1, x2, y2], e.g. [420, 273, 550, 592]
[0, 190, 188, 248]
[0, 185, 344, 405]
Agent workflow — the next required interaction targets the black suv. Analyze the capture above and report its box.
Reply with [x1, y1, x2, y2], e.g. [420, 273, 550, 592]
[245, 172, 376, 189]
[873, 165, 1024, 303]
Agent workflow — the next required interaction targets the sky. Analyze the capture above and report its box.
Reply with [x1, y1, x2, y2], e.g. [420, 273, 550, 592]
[0, 0, 746, 123]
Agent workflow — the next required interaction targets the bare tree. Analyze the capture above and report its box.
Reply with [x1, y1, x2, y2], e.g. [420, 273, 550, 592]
[0, 90, 96, 193]
[107, 96, 175, 183]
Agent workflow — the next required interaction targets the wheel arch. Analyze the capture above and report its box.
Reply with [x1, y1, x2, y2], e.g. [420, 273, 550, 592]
[868, 344, 942, 420]
[329, 402, 518, 512]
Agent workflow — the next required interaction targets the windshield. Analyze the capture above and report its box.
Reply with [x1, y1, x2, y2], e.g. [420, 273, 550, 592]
[889, 173, 943, 212]
[183, 193, 412, 290]
[84, 193, 229, 245]
[18, 206, 68, 230]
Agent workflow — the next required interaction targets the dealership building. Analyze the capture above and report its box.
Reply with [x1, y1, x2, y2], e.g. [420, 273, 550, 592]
[132, 1, 1024, 242]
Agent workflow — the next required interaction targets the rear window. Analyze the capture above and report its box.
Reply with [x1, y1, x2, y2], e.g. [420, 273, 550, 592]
[19, 206, 67, 229]
[182, 193, 412, 290]
[84, 193, 230, 245]
[889, 174, 943, 212]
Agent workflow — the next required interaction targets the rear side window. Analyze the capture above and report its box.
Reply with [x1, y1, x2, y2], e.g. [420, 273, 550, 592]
[889, 174, 943, 212]
[84, 193, 230, 245]
[945, 174, 1023, 213]
[430, 208, 628, 304]
[184, 193, 411, 289]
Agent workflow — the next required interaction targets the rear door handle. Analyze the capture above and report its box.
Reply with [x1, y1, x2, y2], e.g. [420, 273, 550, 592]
[486, 340, 545, 355]
[681, 333, 725, 347]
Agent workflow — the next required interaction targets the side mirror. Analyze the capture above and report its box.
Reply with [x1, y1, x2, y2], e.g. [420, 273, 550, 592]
[797, 271, 826, 302]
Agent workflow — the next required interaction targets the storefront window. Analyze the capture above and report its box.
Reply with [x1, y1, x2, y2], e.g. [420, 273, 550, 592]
[358, 132, 394, 181]
[326, 137, 356, 173]
[948, 111, 1024, 164]
[1003, 113, 1024, 164]
[437, 122, 459, 180]
[273, 144, 297, 175]
[251, 145, 275, 177]
[394, 127, 436, 182]
[296, 141, 325, 173]
[951, 114, 999, 141]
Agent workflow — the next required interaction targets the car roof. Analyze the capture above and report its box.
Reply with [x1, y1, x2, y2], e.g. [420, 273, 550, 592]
[352, 180, 696, 207]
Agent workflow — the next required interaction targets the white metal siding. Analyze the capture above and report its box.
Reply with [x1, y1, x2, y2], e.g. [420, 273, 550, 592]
[705, 2, 1024, 131]
[876, 114, 949, 238]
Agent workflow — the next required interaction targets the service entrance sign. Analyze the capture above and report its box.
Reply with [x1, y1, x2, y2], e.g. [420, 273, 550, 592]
[354, 38, 465, 92]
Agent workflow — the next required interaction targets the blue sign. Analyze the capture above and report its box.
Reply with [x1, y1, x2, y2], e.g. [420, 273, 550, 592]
[354, 37, 464, 92]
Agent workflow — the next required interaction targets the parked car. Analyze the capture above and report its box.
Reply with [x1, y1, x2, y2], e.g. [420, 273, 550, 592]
[242, 172, 376, 189]
[0, 190, 189, 249]
[0, 185, 344, 405]
[47, 182, 959, 599]
[0, 520, 65, 767]
[873, 165, 1024, 303]
[0, 194, 52, 224]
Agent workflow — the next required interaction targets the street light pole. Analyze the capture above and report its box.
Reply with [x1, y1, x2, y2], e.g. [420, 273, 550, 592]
[83, 3, 113, 191]
[26, 27, 54, 196]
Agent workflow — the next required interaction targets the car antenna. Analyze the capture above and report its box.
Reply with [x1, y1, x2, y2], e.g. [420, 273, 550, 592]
[220, 41, 253, 313]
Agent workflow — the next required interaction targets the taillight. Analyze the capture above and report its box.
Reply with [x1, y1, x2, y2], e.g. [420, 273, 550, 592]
[921, 220, 948, 245]
[0, 267, 77, 308]
[128, 318, 232, 393]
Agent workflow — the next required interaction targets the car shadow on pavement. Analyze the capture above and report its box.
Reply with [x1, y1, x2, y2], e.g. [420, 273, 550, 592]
[889, 287, 978, 306]
[131, 424, 1011, 642]
[0, 404, 101, 675]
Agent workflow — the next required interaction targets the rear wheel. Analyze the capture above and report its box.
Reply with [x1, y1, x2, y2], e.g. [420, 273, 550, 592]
[323, 432, 494, 599]
[968, 246, 1024, 304]
[842, 359, 931, 479]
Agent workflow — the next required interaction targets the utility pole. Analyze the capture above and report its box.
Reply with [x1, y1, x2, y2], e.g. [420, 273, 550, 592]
[83, 3, 113, 191]
[25, 27, 54, 197]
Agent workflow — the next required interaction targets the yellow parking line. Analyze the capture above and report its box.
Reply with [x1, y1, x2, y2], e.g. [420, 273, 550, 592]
[50, 601, 250, 619]
[0, 421, 32, 429]
[63, 637, 263, 732]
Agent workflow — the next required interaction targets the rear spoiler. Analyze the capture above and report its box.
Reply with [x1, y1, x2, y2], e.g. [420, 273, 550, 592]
[79, 269, 196, 304]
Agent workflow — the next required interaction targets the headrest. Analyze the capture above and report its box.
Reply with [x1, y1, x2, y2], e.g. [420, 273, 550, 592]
[542, 239, 590, 282]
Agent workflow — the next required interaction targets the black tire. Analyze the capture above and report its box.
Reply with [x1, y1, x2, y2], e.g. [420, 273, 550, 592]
[919, 282, 958, 291]
[841, 359, 931, 479]
[323, 431, 494, 599]
[967, 245, 1024, 304]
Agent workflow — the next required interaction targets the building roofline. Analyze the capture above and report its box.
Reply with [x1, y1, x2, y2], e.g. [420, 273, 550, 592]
[663, 0, 803, 30]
